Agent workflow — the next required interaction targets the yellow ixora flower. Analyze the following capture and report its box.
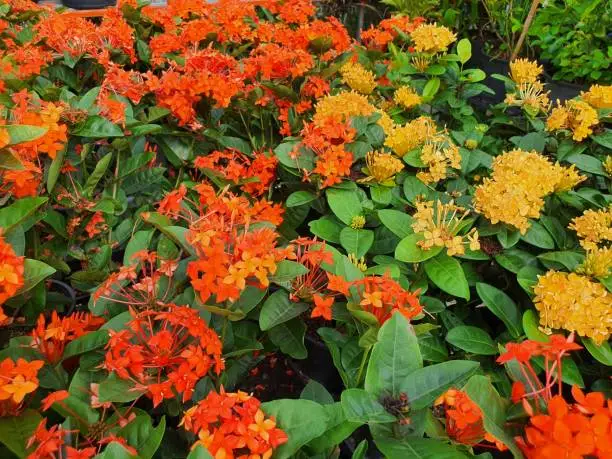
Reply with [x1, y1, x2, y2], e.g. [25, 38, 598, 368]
[534, 270, 611, 345]
[604, 156, 612, 176]
[546, 99, 599, 142]
[569, 206, 612, 250]
[339, 62, 377, 95]
[416, 138, 461, 184]
[359, 150, 404, 185]
[384, 116, 437, 156]
[394, 86, 422, 109]
[473, 149, 584, 234]
[581, 84, 612, 109]
[509, 58, 543, 85]
[348, 253, 367, 272]
[576, 247, 612, 279]
[412, 199, 480, 256]
[410, 23, 457, 54]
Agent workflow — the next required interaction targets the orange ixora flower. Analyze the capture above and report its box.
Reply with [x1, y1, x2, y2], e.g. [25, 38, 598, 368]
[181, 388, 288, 459]
[434, 389, 507, 451]
[93, 250, 179, 312]
[327, 274, 422, 325]
[516, 387, 611, 458]
[0, 233, 25, 324]
[193, 149, 278, 197]
[31, 311, 105, 364]
[361, 15, 426, 50]
[0, 358, 44, 416]
[103, 305, 224, 407]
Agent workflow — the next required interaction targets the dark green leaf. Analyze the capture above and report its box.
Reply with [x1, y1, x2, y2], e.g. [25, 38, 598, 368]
[424, 254, 470, 300]
[341, 389, 396, 423]
[445, 326, 497, 355]
[476, 283, 522, 338]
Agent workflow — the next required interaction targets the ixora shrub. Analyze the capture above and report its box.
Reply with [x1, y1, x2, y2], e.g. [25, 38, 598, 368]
[0, 0, 610, 458]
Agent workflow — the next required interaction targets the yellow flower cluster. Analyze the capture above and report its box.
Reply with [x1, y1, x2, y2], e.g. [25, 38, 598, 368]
[509, 59, 543, 84]
[505, 59, 549, 115]
[417, 139, 461, 184]
[313, 90, 375, 126]
[576, 247, 612, 279]
[546, 99, 599, 142]
[348, 253, 367, 271]
[384, 116, 437, 155]
[360, 151, 404, 185]
[604, 156, 612, 176]
[394, 86, 422, 109]
[569, 207, 612, 250]
[313, 90, 394, 135]
[410, 23, 457, 54]
[474, 149, 585, 234]
[412, 199, 480, 256]
[534, 271, 611, 344]
[350, 215, 366, 229]
[581, 84, 612, 109]
[339, 62, 377, 95]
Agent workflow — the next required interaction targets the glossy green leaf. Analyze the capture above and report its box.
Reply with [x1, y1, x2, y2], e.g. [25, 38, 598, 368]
[5, 124, 47, 144]
[0, 410, 42, 457]
[0, 197, 47, 233]
[365, 313, 422, 397]
[395, 233, 443, 263]
[286, 190, 317, 207]
[20, 259, 56, 294]
[445, 326, 497, 355]
[424, 253, 470, 300]
[340, 227, 374, 258]
[268, 318, 307, 359]
[378, 209, 414, 238]
[582, 339, 612, 366]
[326, 187, 362, 225]
[74, 116, 123, 138]
[341, 389, 396, 423]
[260, 290, 309, 331]
[476, 282, 523, 338]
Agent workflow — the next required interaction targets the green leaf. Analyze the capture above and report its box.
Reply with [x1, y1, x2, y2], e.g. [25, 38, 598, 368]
[0, 410, 42, 458]
[583, 338, 612, 366]
[341, 389, 396, 423]
[286, 190, 317, 207]
[47, 146, 64, 193]
[95, 442, 135, 459]
[309, 216, 343, 243]
[422, 78, 441, 101]
[522, 310, 549, 342]
[352, 440, 368, 459]
[395, 233, 443, 263]
[63, 329, 109, 359]
[592, 129, 612, 149]
[261, 399, 330, 459]
[537, 251, 584, 271]
[83, 153, 113, 198]
[340, 227, 374, 258]
[259, 290, 309, 331]
[5, 125, 47, 144]
[521, 221, 555, 249]
[268, 318, 308, 359]
[0, 150, 24, 170]
[118, 414, 165, 459]
[378, 209, 414, 238]
[457, 38, 472, 63]
[401, 360, 480, 410]
[365, 313, 423, 397]
[74, 116, 123, 138]
[424, 253, 470, 300]
[187, 445, 214, 459]
[495, 249, 537, 274]
[566, 153, 606, 176]
[0, 197, 48, 233]
[124, 230, 154, 265]
[269, 260, 309, 285]
[375, 437, 471, 459]
[403, 175, 431, 203]
[98, 373, 146, 403]
[301, 380, 334, 405]
[326, 187, 363, 225]
[445, 326, 497, 355]
[463, 375, 523, 458]
[476, 283, 523, 338]
[20, 259, 56, 294]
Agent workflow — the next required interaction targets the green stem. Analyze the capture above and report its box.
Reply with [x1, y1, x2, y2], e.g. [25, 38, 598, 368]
[356, 346, 372, 386]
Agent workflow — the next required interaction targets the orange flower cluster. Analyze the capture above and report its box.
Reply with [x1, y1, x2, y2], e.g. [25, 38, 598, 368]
[325, 274, 422, 324]
[289, 237, 334, 304]
[103, 305, 224, 407]
[0, 92, 68, 197]
[0, 358, 44, 416]
[296, 117, 356, 188]
[181, 389, 288, 459]
[157, 184, 290, 303]
[517, 386, 611, 458]
[93, 250, 179, 312]
[194, 149, 278, 196]
[362, 16, 426, 50]
[32, 311, 105, 364]
[498, 334, 582, 403]
[434, 389, 506, 450]
[0, 234, 24, 324]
